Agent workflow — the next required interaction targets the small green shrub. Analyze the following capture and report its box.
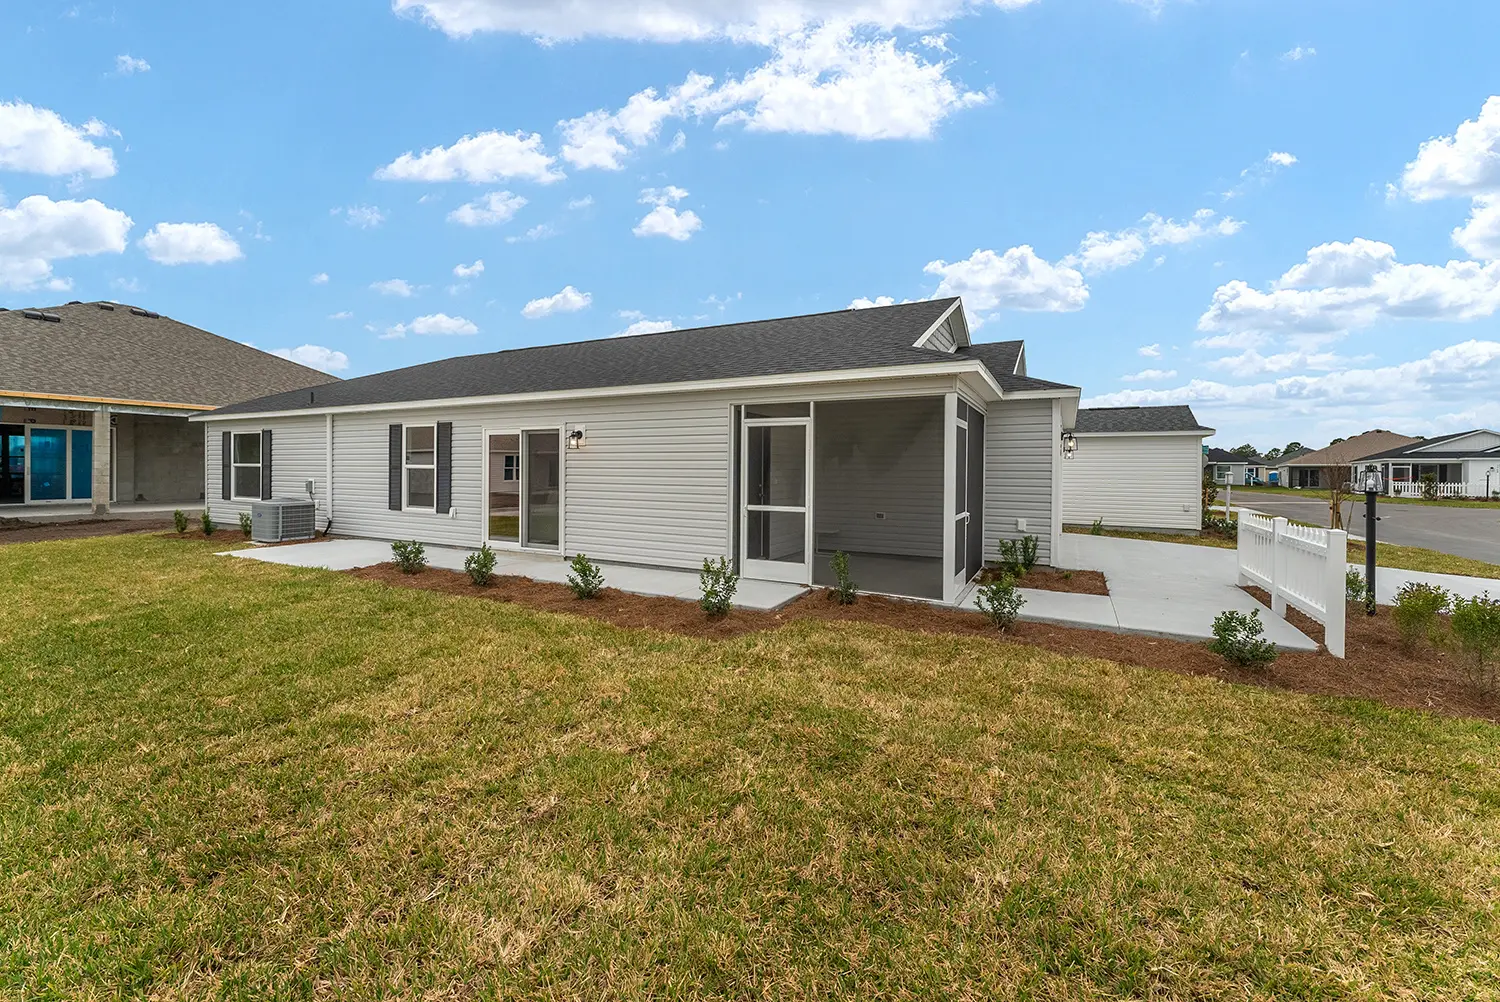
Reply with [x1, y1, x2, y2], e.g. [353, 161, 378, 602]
[1392, 582, 1449, 652]
[975, 575, 1025, 632]
[464, 543, 496, 586]
[1447, 594, 1500, 688]
[996, 534, 1040, 577]
[391, 539, 427, 575]
[828, 550, 857, 605]
[1419, 472, 1439, 501]
[238, 511, 253, 537]
[1208, 609, 1278, 668]
[1202, 475, 1219, 513]
[699, 556, 739, 618]
[173, 509, 189, 535]
[1346, 568, 1369, 605]
[567, 553, 605, 599]
[1090, 517, 1105, 536]
[200, 510, 216, 537]
[1202, 513, 1236, 538]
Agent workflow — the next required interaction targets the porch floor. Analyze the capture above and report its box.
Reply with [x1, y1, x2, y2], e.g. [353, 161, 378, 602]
[225, 539, 808, 612]
[0, 500, 203, 524]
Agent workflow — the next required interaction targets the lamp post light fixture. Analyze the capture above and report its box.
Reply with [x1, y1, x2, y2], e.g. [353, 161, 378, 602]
[1361, 466, 1383, 616]
[1061, 431, 1078, 461]
[566, 428, 586, 450]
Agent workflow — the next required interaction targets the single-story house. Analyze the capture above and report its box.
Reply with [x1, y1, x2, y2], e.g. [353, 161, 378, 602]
[1356, 429, 1500, 496]
[1, 301, 336, 513]
[1268, 447, 1312, 486]
[1061, 405, 1214, 531]
[1204, 447, 1252, 486]
[197, 298, 1081, 605]
[1278, 430, 1421, 489]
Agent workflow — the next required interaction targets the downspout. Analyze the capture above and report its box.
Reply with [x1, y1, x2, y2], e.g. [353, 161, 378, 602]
[324, 412, 334, 536]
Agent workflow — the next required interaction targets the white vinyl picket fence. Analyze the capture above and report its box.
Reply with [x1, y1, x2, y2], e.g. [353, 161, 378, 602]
[1237, 513, 1347, 658]
[1390, 481, 1486, 499]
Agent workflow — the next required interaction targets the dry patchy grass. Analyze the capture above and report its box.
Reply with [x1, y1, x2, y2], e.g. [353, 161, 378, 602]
[2, 535, 1499, 999]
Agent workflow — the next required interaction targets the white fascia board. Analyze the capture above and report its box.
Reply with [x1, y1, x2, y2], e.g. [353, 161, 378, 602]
[1074, 429, 1214, 438]
[911, 298, 963, 351]
[192, 359, 1006, 423]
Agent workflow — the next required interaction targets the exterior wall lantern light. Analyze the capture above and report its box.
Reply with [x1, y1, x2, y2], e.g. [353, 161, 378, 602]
[1061, 431, 1078, 460]
[567, 428, 586, 450]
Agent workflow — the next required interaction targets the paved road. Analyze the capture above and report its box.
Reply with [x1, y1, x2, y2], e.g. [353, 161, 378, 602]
[1233, 495, 1500, 565]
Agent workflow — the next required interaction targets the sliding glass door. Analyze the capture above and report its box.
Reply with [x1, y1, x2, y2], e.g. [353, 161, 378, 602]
[485, 428, 561, 551]
[0, 426, 22, 505]
[28, 429, 67, 501]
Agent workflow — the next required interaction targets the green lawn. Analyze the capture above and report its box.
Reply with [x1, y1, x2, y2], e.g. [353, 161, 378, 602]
[488, 513, 519, 540]
[1068, 525, 1500, 581]
[3, 535, 1500, 999]
[1230, 485, 1500, 509]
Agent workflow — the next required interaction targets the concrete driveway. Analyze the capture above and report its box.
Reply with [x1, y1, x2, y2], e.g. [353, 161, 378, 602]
[1234, 494, 1500, 565]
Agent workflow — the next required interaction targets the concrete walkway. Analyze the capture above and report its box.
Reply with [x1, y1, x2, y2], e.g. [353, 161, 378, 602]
[225, 538, 808, 612]
[962, 534, 1320, 651]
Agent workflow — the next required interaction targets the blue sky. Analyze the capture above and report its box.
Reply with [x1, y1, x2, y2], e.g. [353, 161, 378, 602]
[3, 0, 1498, 451]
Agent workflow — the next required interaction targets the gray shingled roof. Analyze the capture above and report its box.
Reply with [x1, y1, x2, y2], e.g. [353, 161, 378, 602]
[0, 301, 336, 408]
[1204, 447, 1249, 463]
[1360, 429, 1500, 461]
[212, 299, 1077, 417]
[1072, 405, 1212, 434]
[958, 342, 1080, 393]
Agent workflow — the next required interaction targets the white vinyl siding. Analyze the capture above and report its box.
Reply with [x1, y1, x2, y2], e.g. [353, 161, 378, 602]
[1063, 433, 1204, 531]
[1414, 431, 1500, 454]
[984, 397, 1056, 566]
[200, 372, 1064, 582]
[921, 317, 958, 353]
[204, 415, 330, 525]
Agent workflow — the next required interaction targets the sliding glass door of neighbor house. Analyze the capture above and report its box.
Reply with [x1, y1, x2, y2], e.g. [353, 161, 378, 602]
[741, 407, 812, 585]
[28, 428, 67, 502]
[485, 429, 561, 551]
[0, 426, 23, 505]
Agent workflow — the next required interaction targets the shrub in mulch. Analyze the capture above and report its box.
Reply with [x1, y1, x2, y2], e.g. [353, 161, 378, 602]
[979, 564, 1109, 596]
[348, 562, 1500, 725]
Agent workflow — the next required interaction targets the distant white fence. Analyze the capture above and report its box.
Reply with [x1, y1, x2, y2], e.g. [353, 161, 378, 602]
[1237, 513, 1347, 658]
[1389, 482, 1487, 499]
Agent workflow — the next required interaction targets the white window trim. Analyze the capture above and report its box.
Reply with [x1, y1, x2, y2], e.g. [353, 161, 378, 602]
[403, 423, 438, 513]
[231, 431, 263, 501]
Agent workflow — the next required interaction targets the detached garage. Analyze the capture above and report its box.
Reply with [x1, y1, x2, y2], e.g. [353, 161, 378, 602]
[1061, 405, 1214, 532]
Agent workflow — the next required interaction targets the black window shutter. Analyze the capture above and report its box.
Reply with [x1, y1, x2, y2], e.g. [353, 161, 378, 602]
[436, 422, 453, 514]
[260, 429, 273, 500]
[221, 431, 231, 500]
[388, 424, 403, 511]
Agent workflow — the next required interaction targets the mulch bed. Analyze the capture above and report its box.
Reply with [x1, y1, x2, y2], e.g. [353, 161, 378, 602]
[347, 563, 1500, 725]
[979, 565, 1110, 596]
[0, 517, 176, 545]
[159, 530, 336, 548]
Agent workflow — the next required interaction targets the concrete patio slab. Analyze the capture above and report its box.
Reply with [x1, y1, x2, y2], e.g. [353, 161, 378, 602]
[1054, 534, 1319, 650]
[224, 538, 807, 611]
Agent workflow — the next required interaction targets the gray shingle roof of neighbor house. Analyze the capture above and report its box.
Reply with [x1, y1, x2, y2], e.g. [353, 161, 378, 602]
[0, 301, 337, 409]
[1071, 405, 1213, 435]
[955, 341, 1080, 393]
[210, 298, 1080, 417]
[1204, 447, 1249, 463]
[1360, 429, 1500, 461]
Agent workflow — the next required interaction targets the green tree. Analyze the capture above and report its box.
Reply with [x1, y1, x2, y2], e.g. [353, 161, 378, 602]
[1230, 443, 1260, 459]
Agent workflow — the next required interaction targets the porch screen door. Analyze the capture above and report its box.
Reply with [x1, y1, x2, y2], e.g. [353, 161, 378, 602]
[741, 416, 811, 584]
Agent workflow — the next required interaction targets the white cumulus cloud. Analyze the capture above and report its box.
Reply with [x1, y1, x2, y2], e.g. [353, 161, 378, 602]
[850, 295, 897, 309]
[447, 190, 527, 226]
[615, 318, 677, 337]
[522, 285, 592, 319]
[1122, 368, 1177, 381]
[1454, 196, 1500, 261]
[1064, 209, 1241, 274]
[115, 54, 151, 74]
[311, 272, 330, 284]
[139, 222, 244, 265]
[634, 205, 703, 240]
[1399, 96, 1500, 203]
[0, 100, 118, 178]
[271, 344, 350, 373]
[453, 258, 485, 278]
[1280, 46, 1316, 61]
[371, 278, 417, 297]
[0, 195, 132, 290]
[376, 130, 563, 184]
[383, 312, 480, 338]
[923, 246, 1089, 319]
[336, 205, 386, 228]
[1138, 343, 1161, 357]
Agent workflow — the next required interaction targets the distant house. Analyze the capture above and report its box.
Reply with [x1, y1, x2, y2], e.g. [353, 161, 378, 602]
[1278, 430, 1422, 489]
[1268, 447, 1312, 486]
[1203, 447, 1251, 486]
[1356, 429, 1500, 497]
[1, 302, 335, 513]
[1062, 405, 1214, 531]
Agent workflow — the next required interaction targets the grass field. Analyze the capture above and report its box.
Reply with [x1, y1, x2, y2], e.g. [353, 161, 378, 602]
[3, 534, 1500, 999]
[1068, 525, 1500, 580]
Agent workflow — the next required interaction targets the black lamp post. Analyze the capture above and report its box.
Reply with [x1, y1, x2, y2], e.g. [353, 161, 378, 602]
[1361, 466, 1383, 616]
